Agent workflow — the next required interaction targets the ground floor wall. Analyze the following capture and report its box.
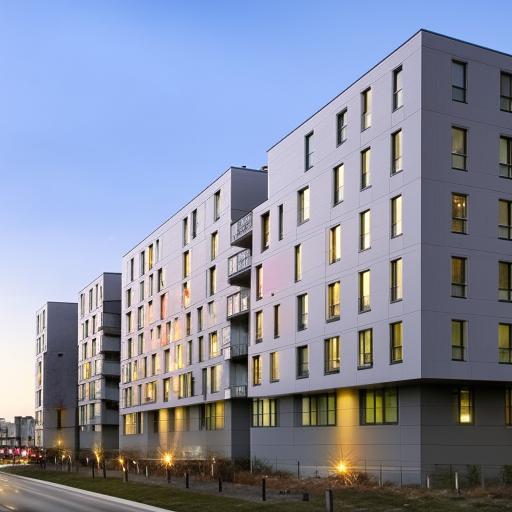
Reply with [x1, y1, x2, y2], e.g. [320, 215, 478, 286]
[79, 424, 119, 453]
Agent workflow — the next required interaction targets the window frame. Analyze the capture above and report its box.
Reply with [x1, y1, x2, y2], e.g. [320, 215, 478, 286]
[392, 65, 403, 111]
[390, 321, 403, 364]
[451, 126, 468, 171]
[305, 131, 314, 171]
[451, 193, 468, 234]
[451, 319, 466, 362]
[452, 60, 467, 103]
[336, 109, 347, 145]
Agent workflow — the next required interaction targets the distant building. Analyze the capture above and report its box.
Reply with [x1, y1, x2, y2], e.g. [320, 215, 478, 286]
[35, 302, 78, 452]
[0, 417, 35, 447]
[78, 273, 121, 453]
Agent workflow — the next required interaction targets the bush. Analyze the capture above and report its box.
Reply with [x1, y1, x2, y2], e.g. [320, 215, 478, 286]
[502, 465, 512, 484]
[466, 465, 481, 487]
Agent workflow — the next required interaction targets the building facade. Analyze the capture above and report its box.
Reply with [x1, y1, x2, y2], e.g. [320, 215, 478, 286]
[35, 302, 78, 452]
[78, 273, 121, 454]
[246, 30, 512, 483]
[119, 166, 267, 460]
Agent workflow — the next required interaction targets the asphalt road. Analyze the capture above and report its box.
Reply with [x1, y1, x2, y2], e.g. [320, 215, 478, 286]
[0, 471, 171, 512]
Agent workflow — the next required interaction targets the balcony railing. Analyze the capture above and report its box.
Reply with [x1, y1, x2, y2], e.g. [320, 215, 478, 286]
[228, 249, 251, 277]
[227, 289, 250, 318]
[230, 385, 247, 398]
[231, 212, 253, 244]
[98, 313, 121, 335]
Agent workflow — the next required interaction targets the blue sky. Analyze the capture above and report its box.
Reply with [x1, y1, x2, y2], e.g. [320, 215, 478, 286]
[0, 0, 510, 419]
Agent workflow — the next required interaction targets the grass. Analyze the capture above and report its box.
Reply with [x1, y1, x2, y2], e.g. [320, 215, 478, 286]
[3, 465, 512, 511]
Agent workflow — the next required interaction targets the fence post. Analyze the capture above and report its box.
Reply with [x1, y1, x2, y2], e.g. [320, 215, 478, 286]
[218, 477, 222, 493]
[454, 471, 459, 494]
[325, 489, 333, 512]
[297, 460, 300, 480]
[379, 464, 383, 486]
[185, 472, 190, 489]
[426, 474, 430, 489]
[261, 477, 266, 501]
[102, 459, 107, 479]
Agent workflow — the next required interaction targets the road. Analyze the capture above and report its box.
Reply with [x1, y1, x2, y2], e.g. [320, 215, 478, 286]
[0, 471, 171, 512]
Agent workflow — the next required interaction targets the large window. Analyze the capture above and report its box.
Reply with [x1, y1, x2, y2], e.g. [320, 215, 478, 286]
[390, 322, 403, 363]
[391, 130, 403, 174]
[361, 88, 372, 130]
[336, 109, 347, 145]
[360, 209, 371, 251]
[499, 323, 512, 364]
[327, 281, 340, 320]
[499, 199, 512, 240]
[361, 147, 371, 189]
[294, 244, 302, 281]
[393, 66, 403, 110]
[213, 190, 221, 221]
[452, 127, 467, 170]
[451, 319, 466, 361]
[252, 398, 277, 427]
[452, 194, 468, 234]
[452, 60, 467, 103]
[202, 401, 224, 430]
[501, 72, 512, 113]
[210, 232, 219, 260]
[456, 388, 473, 424]
[359, 270, 371, 313]
[500, 136, 512, 179]
[305, 132, 314, 170]
[261, 212, 270, 251]
[451, 257, 467, 298]
[297, 345, 309, 378]
[358, 328, 373, 368]
[208, 266, 216, 296]
[297, 293, 308, 331]
[278, 204, 284, 240]
[360, 388, 398, 425]
[273, 305, 280, 338]
[390, 258, 403, 302]
[499, 261, 512, 302]
[252, 355, 262, 386]
[270, 351, 280, 381]
[256, 264, 263, 300]
[324, 336, 340, 374]
[301, 394, 336, 426]
[209, 331, 219, 358]
[391, 195, 403, 238]
[333, 164, 344, 205]
[123, 412, 143, 435]
[255, 311, 263, 343]
[297, 187, 310, 224]
[329, 225, 341, 263]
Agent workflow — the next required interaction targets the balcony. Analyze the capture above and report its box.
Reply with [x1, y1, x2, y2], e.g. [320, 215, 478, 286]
[228, 249, 251, 286]
[227, 289, 250, 319]
[229, 384, 247, 398]
[231, 212, 253, 248]
[98, 313, 121, 336]
[97, 360, 120, 377]
[224, 344, 248, 361]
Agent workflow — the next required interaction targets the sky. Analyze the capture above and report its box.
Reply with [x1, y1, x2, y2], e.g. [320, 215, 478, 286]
[0, 0, 510, 420]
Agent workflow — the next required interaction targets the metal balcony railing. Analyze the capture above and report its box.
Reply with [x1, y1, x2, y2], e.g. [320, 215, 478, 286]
[227, 289, 250, 318]
[230, 385, 247, 398]
[231, 212, 253, 244]
[98, 313, 121, 334]
[228, 249, 251, 277]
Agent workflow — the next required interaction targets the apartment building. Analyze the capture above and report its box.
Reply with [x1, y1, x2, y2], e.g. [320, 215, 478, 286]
[35, 302, 78, 452]
[246, 30, 512, 483]
[78, 273, 121, 453]
[119, 166, 267, 459]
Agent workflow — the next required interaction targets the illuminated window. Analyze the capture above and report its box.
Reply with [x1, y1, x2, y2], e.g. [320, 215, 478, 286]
[499, 323, 512, 364]
[457, 387, 473, 424]
[208, 266, 216, 296]
[358, 270, 371, 313]
[391, 130, 403, 173]
[297, 186, 310, 224]
[361, 147, 371, 189]
[182, 217, 189, 246]
[390, 322, 403, 363]
[390, 258, 403, 302]
[360, 209, 371, 250]
[452, 127, 467, 170]
[451, 319, 466, 361]
[327, 281, 340, 320]
[329, 225, 341, 263]
[336, 109, 347, 145]
[305, 132, 314, 170]
[452, 193, 468, 234]
[501, 72, 512, 112]
[333, 163, 344, 205]
[360, 388, 398, 425]
[213, 190, 221, 221]
[294, 244, 302, 281]
[391, 195, 402, 237]
[297, 294, 308, 331]
[451, 257, 467, 298]
[256, 264, 263, 299]
[358, 329, 373, 368]
[301, 393, 336, 426]
[261, 212, 270, 251]
[361, 88, 372, 130]
[252, 398, 277, 427]
[209, 331, 219, 358]
[499, 261, 512, 301]
[500, 136, 512, 179]
[270, 352, 279, 382]
[202, 401, 224, 430]
[324, 336, 340, 374]
[499, 200, 512, 240]
[183, 251, 191, 278]
[255, 311, 263, 343]
[252, 355, 262, 386]
[210, 231, 218, 260]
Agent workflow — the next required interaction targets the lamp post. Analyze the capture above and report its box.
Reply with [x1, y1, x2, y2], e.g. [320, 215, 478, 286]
[163, 452, 173, 484]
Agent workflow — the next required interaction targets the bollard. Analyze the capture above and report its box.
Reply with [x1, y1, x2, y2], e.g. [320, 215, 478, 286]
[218, 477, 223, 493]
[92, 461, 95, 479]
[261, 477, 266, 502]
[166, 467, 171, 484]
[426, 474, 430, 489]
[123, 468, 128, 483]
[297, 460, 301, 480]
[102, 460, 107, 479]
[302, 492, 310, 502]
[454, 471, 459, 494]
[185, 472, 190, 489]
[145, 465, 149, 479]
[325, 489, 333, 512]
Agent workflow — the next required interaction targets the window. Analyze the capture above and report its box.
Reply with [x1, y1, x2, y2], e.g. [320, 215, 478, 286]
[452, 194, 468, 234]
[361, 148, 371, 189]
[158, 268, 164, 291]
[297, 345, 309, 378]
[270, 352, 279, 381]
[329, 225, 341, 263]
[198, 336, 204, 362]
[360, 388, 398, 424]
[297, 186, 310, 224]
[252, 398, 277, 427]
[452, 127, 467, 170]
[451, 257, 467, 298]
[191, 209, 197, 239]
[393, 66, 403, 110]
[273, 304, 280, 338]
[498, 323, 512, 364]
[390, 258, 403, 302]
[391, 130, 403, 174]
[139, 251, 146, 276]
[499, 261, 512, 301]
[457, 388, 473, 424]
[361, 88, 372, 130]
[391, 195, 403, 237]
[182, 217, 189, 246]
[163, 378, 171, 402]
[208, 266, 216, 296]
[209, 331, 219, 358]
[500, 136, 512, 179]
[182, 282, 190, 308]
[202, 401, 224, 430]
[197, 306, 203, 332]
[278, 204, 284, 240]
[327, 281, 340, 320]
[324, 337, 340, 374]
[301, 394, 336, 426]
[211, 232, 219, 260]
[256, 264, 263, 300]
[209, 365, 220, 394]
[261, 212, 270, 251]
[390, 322, 403, 363]
[359, 209, 371, 250]
[213, 190, 221, 221]
[297, 293, 308, 331]
[137, 306, 144, 329]
[333, 163, 344, 205]
[451, 320, 466, 361]
[452, 60, 467, 102]
[294, 244, 302, 281]
[183, 251, 191, 278]
[359, 270, 371, 312]
[501, 72, 512, 112]
[336, 109, 347, 145]
[252, 355, 262, 386]
[129, 258, 134, 282]
[358, 328, 373, 368]
[255, 311, 263, 343]
[305, 132, 314, 170]
[123, 412, 143, 435]
[499, 200, 512, 240]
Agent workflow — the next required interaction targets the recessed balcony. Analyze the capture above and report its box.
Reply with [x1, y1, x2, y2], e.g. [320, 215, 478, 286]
[228, 249, 251, 286]
[227, 288, 250, 319]
[98, 313, 121, 336]
[231, 212, 253, 248]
